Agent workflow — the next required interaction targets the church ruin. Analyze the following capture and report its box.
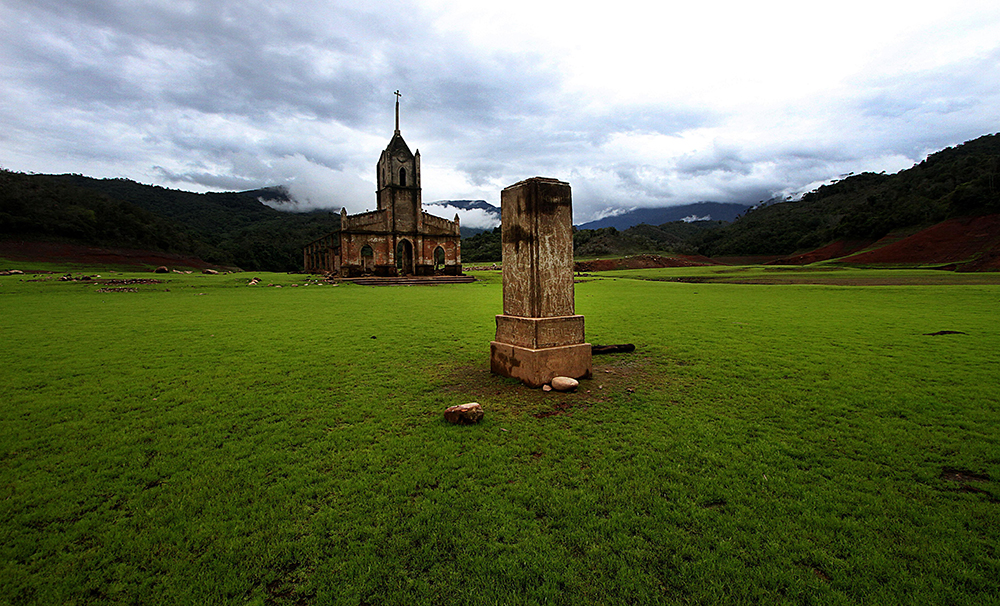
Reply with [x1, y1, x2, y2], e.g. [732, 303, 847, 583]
[303, 93, 463, 277]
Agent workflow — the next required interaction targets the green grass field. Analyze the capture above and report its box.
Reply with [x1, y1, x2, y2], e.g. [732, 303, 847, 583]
[1, 264, 998, 605]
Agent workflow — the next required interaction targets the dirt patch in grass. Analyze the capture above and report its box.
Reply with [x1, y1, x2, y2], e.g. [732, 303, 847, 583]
[768, 239, 876, 265]
[100, 278, 164, 285]
[574, 254, 714, 272]
[941, 468, 989, 483]
[941, 467, 998, 503]
[442, 355, 659, 418]
[812, 568, 832, 582]
[711, 255, 786, 265]
[838, 214, 1000, 268]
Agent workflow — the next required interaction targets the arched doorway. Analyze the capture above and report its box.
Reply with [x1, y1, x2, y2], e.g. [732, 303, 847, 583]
[433, 246, 446, 272]
[395, 239, 413, 275]
[360, 244, 374, 274]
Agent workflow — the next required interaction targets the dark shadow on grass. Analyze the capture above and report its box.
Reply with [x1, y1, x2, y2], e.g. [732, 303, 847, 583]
[441, 356, 658, 419]
[941, 467, 998, 503]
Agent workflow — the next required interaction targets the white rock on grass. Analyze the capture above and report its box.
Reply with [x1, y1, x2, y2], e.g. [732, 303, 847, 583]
[550, 376, 579, 392]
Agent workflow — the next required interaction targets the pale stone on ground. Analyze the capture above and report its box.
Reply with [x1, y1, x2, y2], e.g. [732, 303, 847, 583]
[551, 376, 579, 392]
[444, 402, 484, 425]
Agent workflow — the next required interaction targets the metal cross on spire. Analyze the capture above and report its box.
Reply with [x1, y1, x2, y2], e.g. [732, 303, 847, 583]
[394, 90, 401, 134]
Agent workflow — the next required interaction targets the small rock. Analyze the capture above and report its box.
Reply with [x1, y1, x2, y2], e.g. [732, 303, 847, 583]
[203, 269, 219, 275]
[542, 384, 552, 392]
[154, 266, 168, 273]
[551, 376, 579, 392]
[444, 402, 484, 425]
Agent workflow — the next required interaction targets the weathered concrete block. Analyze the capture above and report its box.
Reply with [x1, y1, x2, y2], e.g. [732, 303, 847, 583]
[490, 342, 592, 388]
[500, 178, 576, 318]
[490, 177, 591, 387]
[494, 315, 585, 349]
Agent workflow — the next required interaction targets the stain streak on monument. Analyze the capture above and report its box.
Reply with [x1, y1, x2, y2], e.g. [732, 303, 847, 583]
[302, 94, 462, 277]
[490, 177, 592, 387]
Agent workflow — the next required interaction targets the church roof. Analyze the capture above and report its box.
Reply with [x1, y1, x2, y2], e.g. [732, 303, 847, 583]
[384, 132, 413, 158]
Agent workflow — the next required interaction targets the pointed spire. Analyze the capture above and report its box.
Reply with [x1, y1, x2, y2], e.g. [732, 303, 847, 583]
[394, 89, 401, 134]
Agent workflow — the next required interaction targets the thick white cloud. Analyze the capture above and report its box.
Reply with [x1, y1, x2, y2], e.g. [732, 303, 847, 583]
[1, 0, 999, 224]
[423, 204, 499, 230]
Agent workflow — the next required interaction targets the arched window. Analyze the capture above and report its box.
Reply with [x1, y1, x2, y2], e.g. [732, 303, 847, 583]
[434, 246, 446, 271]
[398, 167, 407, 186]
[360, 244, 374, 274]
[396, 239, 413, 275]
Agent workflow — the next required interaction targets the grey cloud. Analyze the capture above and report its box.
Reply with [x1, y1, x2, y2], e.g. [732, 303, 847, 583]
[610, 164, 672, 200]
[715, 184, 779, 206]
[577, 105, 717, 144]
[152, 166, 265, 191]
[454, 161, 505, 187]
[675, 145, 753, 177]
[5, 0, 392, 125]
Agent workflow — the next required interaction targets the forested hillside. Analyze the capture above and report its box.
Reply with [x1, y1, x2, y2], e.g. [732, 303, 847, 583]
[460, 220, 723, 262]
[692, 133, 1000, 256]
[575, 202, 750, 230]
[0, 171, 340, 271]
[0, 170, 209, 257]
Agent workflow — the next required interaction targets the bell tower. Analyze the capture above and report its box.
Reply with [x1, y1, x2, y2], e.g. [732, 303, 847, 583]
[376, 90, 421, 233]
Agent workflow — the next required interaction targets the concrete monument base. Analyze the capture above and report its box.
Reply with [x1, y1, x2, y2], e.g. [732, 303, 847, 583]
[489, 341, 592, 388]
[494, 315, 585, 349]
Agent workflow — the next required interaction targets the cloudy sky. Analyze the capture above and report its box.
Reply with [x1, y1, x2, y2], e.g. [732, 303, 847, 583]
[1, 0, 999, 224]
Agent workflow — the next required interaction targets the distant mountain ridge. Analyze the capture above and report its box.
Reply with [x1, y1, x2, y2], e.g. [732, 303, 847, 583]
[576, 202, 752, 230]
[426, 200, 754, 232]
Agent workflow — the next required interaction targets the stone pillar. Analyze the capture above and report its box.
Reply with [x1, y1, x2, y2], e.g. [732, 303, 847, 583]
[490, 177, 592, 387]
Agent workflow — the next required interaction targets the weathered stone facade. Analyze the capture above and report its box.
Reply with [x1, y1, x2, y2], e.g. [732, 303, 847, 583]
[303, 103, 462, 277]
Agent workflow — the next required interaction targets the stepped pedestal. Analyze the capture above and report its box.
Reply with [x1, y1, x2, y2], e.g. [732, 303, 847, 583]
[489, 177, 592, 387]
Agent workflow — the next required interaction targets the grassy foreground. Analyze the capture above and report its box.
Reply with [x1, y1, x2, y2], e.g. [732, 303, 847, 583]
[1, 265, 998, 605]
